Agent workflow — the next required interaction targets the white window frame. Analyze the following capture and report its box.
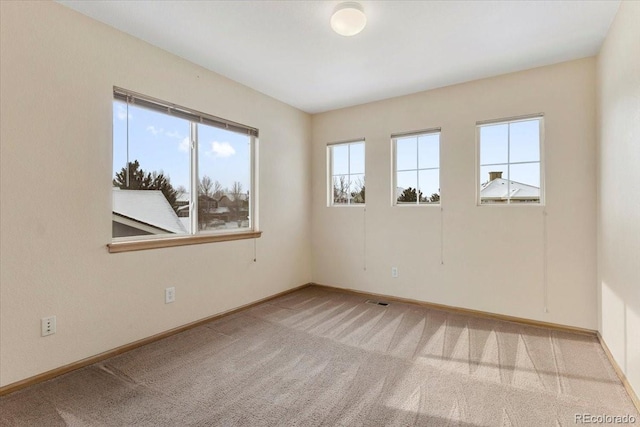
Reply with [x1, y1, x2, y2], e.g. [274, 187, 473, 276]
[476, 114, 545, 206]
[109, 87, 260, 253]
[391, 128, 441, 206]
[327, 139, 366, 207]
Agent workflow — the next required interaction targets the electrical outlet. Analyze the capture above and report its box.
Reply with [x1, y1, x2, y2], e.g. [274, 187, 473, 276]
[41, 316, 56, 337]
[165, 287, 175, 304]
[391, 267, 399, 278]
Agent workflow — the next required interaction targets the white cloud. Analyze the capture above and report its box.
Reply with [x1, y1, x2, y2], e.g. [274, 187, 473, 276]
[179, 137, 190, 152]
[146, 125, 163, 135]
[209, 141, 236, 158]
[116, 105, 132, 121]
[165, 130, 183, 139]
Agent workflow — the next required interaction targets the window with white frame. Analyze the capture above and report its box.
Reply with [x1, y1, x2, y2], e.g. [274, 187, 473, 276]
[393, 129, 440, 205]
[112, 87, 257, 242]
[328, 140, 365, 206]
[478, 115, 543, 205]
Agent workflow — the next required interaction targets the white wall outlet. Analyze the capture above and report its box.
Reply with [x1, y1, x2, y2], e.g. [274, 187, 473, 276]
[165, 287, 175, 304]
[41, 316, 56, 336]
[391, 267, 399, 278]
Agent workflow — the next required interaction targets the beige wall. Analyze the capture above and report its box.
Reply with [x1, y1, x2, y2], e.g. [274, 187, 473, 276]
[311, 58, 598, 330]
[597, 1, 640, 398]
[0, 1, 311, 386]
[2, 0, 626, 393]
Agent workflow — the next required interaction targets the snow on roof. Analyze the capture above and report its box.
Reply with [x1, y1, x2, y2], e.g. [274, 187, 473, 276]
[112, 188, 186, 234]
[221, 192, 248, 202]
[179, 217, 191, 232]
[480, 178, 539, 200]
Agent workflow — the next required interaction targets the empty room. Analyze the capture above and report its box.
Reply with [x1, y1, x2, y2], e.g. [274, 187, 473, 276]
[0, 0, 638, 425]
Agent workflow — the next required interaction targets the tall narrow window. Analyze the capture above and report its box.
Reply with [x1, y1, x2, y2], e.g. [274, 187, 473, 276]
[478, 115, 543, 205]
[392, 129, 440, 205]
[112, 88, 257, 242]
[328, 140, 365, 206]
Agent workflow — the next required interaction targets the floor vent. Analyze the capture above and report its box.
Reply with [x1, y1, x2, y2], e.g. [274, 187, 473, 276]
[366, 300, 390, 307]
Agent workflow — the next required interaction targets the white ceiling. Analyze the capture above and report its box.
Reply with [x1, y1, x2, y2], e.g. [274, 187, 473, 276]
[58, 0, 620, 114]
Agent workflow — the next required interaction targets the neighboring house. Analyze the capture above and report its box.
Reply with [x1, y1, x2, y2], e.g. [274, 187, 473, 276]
[176, 192, 220, 216]
[174, 191, 245, 228]
[198, 194, 227, 229]
[112, 188, 187, 237]
[480, 171, 540, 203]
[199, 194, 219, 215]
[218, 192, 249, 222]
[176, 192, 190, 218]
[217, 192, 248, 206]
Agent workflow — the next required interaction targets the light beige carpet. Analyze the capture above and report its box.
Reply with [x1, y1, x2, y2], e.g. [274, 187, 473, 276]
[1, 287, 637, 426]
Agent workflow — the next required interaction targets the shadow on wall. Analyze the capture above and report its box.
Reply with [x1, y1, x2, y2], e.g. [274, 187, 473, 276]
[600, 280, 639, 385]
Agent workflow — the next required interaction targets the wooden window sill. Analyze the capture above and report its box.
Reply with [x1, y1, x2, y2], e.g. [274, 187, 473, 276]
[108, 231, 262, 253]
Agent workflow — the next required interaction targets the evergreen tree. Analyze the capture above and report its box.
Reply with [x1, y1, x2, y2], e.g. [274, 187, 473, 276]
[397, 187, 423, 203]
[113, 160, 179, 213]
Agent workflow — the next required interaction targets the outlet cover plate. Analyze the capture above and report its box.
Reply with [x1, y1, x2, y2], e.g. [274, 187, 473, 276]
[41, 316, 56, 336]
[165, 287, 175, 304]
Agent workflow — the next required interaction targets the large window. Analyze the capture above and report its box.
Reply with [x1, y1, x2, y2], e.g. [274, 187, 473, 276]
[478, 115, 543, 205]
[111, 88, 257, 246]
[328, 140, 365, 206]
[392, 129, 440, 205]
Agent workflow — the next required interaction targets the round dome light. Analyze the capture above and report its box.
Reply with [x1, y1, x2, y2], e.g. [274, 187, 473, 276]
[331, 2, 367, 36]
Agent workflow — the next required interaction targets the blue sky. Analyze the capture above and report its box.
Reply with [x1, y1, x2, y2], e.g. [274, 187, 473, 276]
[115, 100, 539, 200]
[395, 133, 440, 198]
[330, 119, 540, 203]
[331, 142, 365, 194]
[113, 101, 250, 193]
[393, 119, 541, 200]
[479, 119, 540, 187]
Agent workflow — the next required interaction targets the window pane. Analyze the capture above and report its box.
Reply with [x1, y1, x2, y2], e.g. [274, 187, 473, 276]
[479, 164, 509, 204]
[396, 170, 418, 204]
[198, 124, 251, 231]
[332, 144, 349, 175]
[112, 102, 190, 238]
[418, 133, 439, 169]
[418, 169, 440, 203]
[329, 141, 366, 206]
[350, 174, 365, 204]
[396, 136, 417, 171]
[349, 142, 365, 175]
[510, 120, 540, 163]
[509, 162, 540, 204]
[480, 124, 508, 165]
[332, 175, 349, 205]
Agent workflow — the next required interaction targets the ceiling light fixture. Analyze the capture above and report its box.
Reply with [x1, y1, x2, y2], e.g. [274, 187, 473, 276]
[331, 2, 367, 37]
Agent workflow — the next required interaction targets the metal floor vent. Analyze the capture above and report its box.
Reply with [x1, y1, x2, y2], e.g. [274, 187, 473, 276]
[366, 300, 390, 307]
